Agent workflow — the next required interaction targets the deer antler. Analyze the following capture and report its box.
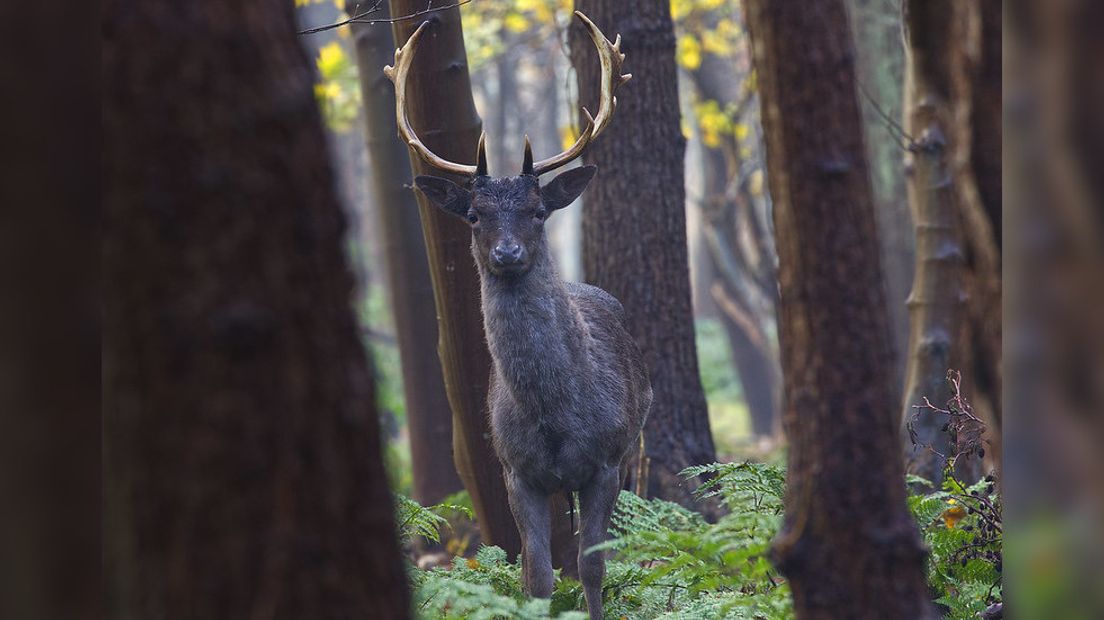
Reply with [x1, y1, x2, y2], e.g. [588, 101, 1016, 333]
[385, 13, 630, 178]
[573, 11, 632, 140]
[528, 12, 631, 177]
[384, 21, 480, 177]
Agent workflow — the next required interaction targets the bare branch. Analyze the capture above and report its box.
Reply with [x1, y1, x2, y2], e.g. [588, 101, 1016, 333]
[298, 0, 473, 36]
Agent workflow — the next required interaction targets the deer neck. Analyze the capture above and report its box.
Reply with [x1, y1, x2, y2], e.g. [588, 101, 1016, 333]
[478, 251, 588, 397]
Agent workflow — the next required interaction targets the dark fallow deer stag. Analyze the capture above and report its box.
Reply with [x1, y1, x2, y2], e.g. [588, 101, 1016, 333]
[386, 12, 648, 619]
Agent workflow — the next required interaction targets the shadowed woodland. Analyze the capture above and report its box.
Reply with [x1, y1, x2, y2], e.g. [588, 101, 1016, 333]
[105, 1, 1027, 618]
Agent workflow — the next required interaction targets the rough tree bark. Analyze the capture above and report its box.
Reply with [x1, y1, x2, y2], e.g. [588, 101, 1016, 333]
[353, 9, 462, 507]
[571, 0, 717, 506]
[102, 1, 408, 617]
[898, 0, 969, 486]
[744, 1, 934, 617]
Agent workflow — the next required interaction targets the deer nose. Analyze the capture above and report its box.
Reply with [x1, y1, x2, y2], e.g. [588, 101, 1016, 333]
[492, 241, 524, 265]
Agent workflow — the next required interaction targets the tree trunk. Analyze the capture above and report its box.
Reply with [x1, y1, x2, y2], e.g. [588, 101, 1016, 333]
[353, 10, 462, 507]
[571, 0, 717, 507]
[949, 0, 1002, 464]
[848, 0, 914, 402]
[102, 1, 409, 617]
[743, 1, 934, 617]
[899, 0, 972, 486]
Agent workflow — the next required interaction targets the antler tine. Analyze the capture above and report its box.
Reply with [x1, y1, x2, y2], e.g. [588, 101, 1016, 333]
[574, 11, 632, 139]
[384, 22, 477, 177]
[476, 131, 488, 176]
[521, 135, 534, 176]
[526, 12, 628, 177]
[530, 108, 595, 177]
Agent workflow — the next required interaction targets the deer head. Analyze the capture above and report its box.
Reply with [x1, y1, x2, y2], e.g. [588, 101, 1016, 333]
[385, 11, 630, 277]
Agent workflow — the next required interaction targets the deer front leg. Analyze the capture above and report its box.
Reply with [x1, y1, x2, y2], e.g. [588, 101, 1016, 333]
[505, 472, 553, 598]
[578, 465, 620, 620]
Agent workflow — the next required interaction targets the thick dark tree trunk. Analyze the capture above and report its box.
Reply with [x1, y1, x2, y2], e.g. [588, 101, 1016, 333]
[388, 0, 519, 558]
[848, 0, 914, 402]
[353, 10, 462, 507]
[571, 0, 716, 507]
[744, 1, 934, 617]
[102, 1, 408, 617]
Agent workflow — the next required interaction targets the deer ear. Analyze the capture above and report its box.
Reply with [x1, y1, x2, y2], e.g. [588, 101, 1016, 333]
[414, 176, 471, 219]
[540, 165, 597, 211]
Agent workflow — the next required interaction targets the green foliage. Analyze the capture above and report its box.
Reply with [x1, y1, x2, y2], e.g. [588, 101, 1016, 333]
[397, 494, 474, 545]
[403, 462, 791, 619]
[696, 319, 755, 455]
[398, 460, 999, 619]
[695, 319, 743, 405]
[908, 475, 1003, 619]
[412, 546, 587, 619]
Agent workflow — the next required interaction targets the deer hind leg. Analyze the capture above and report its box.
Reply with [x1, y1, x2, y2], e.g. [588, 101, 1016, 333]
[505, 472, 553, 597]
[578, 465, 620, 620]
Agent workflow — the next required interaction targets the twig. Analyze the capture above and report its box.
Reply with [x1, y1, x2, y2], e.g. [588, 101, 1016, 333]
[298, 0, 473, 36]
[856, 78, 916, 151]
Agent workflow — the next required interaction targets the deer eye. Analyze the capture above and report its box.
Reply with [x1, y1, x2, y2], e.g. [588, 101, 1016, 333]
[533, 209, 547, 222]
[466, 211, 479, 225]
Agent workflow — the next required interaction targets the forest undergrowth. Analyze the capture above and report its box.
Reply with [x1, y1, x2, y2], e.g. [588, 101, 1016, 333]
[399, 463, 1000, 619]
[394, 373, 1000, 619]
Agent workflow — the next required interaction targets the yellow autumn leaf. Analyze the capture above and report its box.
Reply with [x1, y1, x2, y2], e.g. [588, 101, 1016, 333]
[504, 13, 530, 33]
[316, 41, 347, 78]
[701, 0, 726, 9]
[749, 169, 764, 196]
[676, 34, 702, 70]
[671, 0, 693, 21]
[734, 123, 750, 141]
[701, 29, 733, 57]
[315, 81, 342, 101]
[560, 124, 580, 151]
[942, 504, 967, 529]
[702, 130, 722, 148]
[466, 558, 480, 569]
